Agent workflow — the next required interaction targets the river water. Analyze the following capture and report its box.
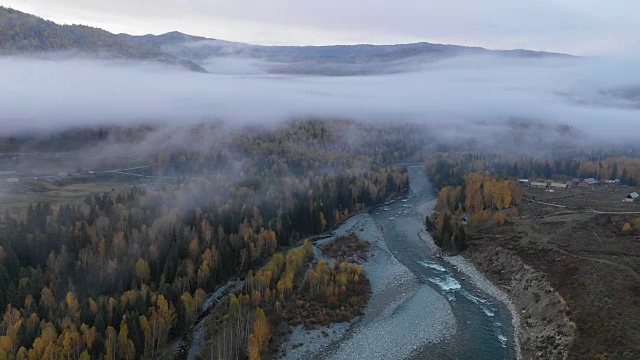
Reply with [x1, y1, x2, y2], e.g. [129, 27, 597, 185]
[369, 165, 516, 359]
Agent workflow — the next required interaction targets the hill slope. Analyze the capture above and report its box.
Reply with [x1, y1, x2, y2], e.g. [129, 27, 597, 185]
[0, 7, 205, 71]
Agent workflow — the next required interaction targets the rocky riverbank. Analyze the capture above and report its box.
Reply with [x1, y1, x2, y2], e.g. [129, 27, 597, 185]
[280, 212, 456, 359]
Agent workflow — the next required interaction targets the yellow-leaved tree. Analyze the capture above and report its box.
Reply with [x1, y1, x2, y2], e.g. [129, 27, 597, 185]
[135, 258, 150, 286]
[247, 307, 271, 360]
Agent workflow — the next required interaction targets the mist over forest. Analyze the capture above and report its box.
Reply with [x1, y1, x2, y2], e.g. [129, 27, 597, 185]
[2, 4, 640, 360]
[1, 53, 640, 147]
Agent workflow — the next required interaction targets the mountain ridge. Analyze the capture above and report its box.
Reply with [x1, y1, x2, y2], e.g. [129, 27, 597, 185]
[1, 6, 575, 75]
[121, 30, 571, 57]
[119, 31, 574, 75]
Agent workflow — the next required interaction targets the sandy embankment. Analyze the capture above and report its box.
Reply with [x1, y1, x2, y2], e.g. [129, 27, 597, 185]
[281, 213, 456, 360]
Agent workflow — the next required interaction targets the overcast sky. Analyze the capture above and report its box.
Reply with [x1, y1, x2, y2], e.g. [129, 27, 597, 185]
[3, 0, 639, 55]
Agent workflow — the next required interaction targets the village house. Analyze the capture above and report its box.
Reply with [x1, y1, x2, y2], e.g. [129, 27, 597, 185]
[579, 178, 599, 187]
[624, 192, 639, 202]
[550, 182, 567, 190]
[530, 181, 548, 188]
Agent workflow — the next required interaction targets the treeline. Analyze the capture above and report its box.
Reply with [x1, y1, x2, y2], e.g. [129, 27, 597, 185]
[422, 150, 640, 252]
[425, 153, 640, 191]
[201, 238, 369, 360]
[0, 120, 410, 359]
[152, 120, 428, 177]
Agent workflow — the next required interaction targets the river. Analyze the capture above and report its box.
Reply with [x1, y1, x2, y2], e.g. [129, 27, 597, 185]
[369, 165, 516, 359]
[184, 165, 517, 359]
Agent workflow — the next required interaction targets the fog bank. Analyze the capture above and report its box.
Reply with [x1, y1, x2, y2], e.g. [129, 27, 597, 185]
[1, 55, 639, 143]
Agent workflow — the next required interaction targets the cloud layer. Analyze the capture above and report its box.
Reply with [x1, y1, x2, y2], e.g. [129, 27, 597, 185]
[1, 55, 639, 144]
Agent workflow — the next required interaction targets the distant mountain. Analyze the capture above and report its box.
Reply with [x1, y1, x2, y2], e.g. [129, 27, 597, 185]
[120, 31, 574, 76]
[0, 7, 206, 72]
[1, 6, 574, 76]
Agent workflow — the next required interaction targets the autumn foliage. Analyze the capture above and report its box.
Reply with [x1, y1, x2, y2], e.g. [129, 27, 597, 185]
[201, 236, 370, 360]
[0, 120, 410, 360]
[428, 172, 523, 252]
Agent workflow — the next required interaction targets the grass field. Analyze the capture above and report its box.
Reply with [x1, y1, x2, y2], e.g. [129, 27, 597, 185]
[0, 150, 151, 217]
[0, 176, 149, 217]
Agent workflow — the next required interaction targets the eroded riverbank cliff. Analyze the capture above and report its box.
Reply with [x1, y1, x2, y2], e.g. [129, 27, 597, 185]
[463, 245, 575, 359]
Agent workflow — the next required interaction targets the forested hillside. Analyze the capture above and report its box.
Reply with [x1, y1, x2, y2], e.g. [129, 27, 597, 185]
[0, 7, 204, 71]
[0, 120, 419, 359]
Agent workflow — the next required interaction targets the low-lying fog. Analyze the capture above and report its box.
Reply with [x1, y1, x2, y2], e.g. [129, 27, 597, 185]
[1, 54, 639, 142]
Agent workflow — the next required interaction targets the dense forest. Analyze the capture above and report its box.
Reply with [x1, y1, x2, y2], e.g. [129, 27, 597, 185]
[200, 236, 370, 360]
[0, 120, 419, 359]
